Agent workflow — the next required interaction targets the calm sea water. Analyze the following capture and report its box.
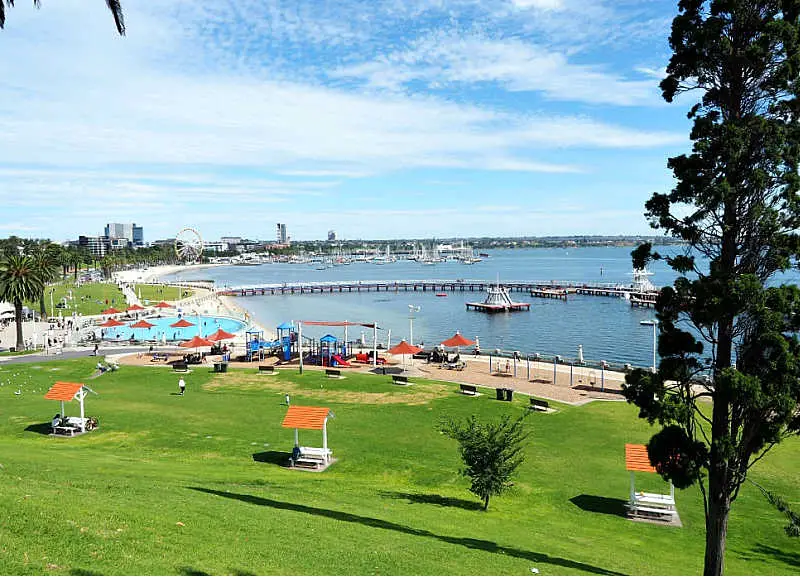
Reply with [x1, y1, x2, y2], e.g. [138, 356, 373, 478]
[161, 246, 800, 368]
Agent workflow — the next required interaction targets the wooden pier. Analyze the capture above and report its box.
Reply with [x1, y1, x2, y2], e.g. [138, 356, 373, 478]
[220, 279, 659, 298]
[530, 288, 570, 301]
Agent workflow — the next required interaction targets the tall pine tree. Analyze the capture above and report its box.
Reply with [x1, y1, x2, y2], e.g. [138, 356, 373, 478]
[624, 1, 800, 574]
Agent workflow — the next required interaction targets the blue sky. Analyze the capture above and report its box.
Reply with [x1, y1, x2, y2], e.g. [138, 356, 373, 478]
[0, 0, 691, 242]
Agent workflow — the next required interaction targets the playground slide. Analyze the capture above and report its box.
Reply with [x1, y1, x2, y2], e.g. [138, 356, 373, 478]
[331, 354, 351, 367]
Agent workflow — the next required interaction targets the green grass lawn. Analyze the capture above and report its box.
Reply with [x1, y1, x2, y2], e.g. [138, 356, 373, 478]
[0, 360, 797, 575]
[35, 282, 127, 316]
[132, 284, 194, 304]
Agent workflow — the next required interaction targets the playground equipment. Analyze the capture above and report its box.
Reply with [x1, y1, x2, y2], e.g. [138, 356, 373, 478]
[296, 320, 380, 374]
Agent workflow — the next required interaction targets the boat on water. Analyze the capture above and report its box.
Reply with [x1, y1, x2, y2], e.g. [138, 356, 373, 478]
[478, 252, 489, 258]
[466, 284, 530, 313]
[435, 293, 447, 297]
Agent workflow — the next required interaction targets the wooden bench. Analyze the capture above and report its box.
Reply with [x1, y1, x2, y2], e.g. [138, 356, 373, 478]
[460, 384, 478, 396]
[530, 398, 549, 411]
[173, 363, 189, 373]
[325, 368, 342, 379]
[258, 365, 276, 374]
[392, 374, 412, 386]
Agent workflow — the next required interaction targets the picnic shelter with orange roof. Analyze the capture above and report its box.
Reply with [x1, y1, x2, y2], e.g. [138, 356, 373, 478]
[44, 382, 96, 435]
[625, 443, 677, 521]
[281, 405, 334, 468]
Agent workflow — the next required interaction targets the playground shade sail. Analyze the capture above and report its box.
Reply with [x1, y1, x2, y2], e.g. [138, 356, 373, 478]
[155, 301, 173, 308]
[170, 318, 195, 328]
[44, 381, 85, 401]
[100, 318, 126, 328]
[127, 304, 145, 311]
[101, 308, 122, 315]
[129, 320, 155, 329]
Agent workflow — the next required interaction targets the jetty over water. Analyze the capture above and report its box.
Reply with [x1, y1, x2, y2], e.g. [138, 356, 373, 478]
[220, 278, 659, 302]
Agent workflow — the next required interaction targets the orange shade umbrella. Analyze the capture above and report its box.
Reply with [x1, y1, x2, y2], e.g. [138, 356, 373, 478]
[207, 328, 236, 342]
[130, 319, 155, 329]
[99, 318, 125, 328]
[441, 332, 475, 348]
[101, 307, 122, 315]
[170, 318, 195, 328]
[127, 304, 145, 312]
[155, 301, 172, 309]
[180, 335, 214, 348]
[388, 340, 422, 356]
[388, 340, 422, 371]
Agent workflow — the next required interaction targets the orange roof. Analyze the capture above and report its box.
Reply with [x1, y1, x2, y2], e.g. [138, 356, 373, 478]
[44, 382, 85, 402]
[281, 406, 331, 430]
[625, 443, 656, 473]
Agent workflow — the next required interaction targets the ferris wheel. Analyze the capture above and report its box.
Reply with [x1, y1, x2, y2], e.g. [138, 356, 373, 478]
[174, 227, 204, 263]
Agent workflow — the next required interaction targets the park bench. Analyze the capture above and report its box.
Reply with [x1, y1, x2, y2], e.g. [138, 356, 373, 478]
[459, 384, 478, 396]
[530, 398, 550, 411]
[392, 374, 412, 386]
[325, 368, 342, 379]
[258, 365, 276, 375]
[291, 446, 333, 469]
[173, 363, 189, 373]
[151, 353, 169, 362]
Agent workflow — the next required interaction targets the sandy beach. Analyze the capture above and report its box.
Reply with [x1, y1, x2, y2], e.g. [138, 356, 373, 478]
[114, 263, 224, 284]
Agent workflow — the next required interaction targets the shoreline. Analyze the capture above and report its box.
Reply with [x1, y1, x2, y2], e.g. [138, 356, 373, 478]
[114, 263, 225, 284]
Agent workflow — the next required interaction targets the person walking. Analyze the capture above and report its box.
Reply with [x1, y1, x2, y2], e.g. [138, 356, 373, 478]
[178, 377, 186, 396]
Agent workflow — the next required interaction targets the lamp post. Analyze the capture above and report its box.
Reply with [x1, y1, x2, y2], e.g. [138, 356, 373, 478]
[408, 305, 420, 347]
[50, 288, 55, 319]
[640, 319, 659, 373]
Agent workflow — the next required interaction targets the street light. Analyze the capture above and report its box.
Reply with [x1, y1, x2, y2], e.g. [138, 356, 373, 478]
[640, 319, 659, 373]
[408, 305, 420, 347]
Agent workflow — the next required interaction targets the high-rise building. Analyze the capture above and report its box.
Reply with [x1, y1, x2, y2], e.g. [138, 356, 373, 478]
[328, 230, 336, 242]
[276, 223, 288, 244]
[104, 222, 143, 248]
[132, 224, 144, 247]
[78, 235, 109, 257]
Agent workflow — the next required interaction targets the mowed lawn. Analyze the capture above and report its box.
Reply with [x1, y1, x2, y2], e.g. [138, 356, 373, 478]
[132, 284, 194, 304]
[0, 360, 798, 575]
[34, 283, 127, 316]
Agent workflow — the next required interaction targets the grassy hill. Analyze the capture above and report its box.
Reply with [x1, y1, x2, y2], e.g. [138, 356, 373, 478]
[0, 359, 797, 575]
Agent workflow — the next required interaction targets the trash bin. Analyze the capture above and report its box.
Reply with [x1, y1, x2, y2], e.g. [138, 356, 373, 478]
[505, 388, 514, 402]
[220, 362, 228, 373]
[496, 387, 505, 400]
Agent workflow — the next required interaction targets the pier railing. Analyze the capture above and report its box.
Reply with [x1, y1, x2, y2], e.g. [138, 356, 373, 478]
[218, 278, 656, 296]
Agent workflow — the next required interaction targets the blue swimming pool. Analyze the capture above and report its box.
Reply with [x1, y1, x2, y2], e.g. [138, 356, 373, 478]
[101, 316, 245, 342]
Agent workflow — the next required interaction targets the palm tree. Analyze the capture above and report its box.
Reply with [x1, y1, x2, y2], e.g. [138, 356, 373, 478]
[0, 254, 44, 351]
[0, 1, 125, 34]
[31, 244, 60, 318]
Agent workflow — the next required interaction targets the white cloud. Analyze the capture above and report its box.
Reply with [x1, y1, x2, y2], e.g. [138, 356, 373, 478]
[332, 35, 661, 106]
[511, 0, 565, 10]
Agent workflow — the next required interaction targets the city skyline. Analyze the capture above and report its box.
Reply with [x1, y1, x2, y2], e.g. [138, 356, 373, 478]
[0, 0, 687, 240]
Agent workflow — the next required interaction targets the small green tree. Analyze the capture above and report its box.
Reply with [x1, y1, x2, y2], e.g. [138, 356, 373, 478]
[442, 414, 529, 510]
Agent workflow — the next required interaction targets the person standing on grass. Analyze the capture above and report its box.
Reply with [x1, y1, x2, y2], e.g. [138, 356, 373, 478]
[178, 377, 186, 396]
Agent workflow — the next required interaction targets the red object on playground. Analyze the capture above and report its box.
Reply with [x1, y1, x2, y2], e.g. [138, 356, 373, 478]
[99, 318, 125, 328]
[355, 353, 369, 363]
[207, 328, 236, 342]
[179, 336, 214, 348]
[331, 354, 351, 367]
[155, 301, 173, 309]
[170, 318, 195, 328]
[101, 307, 122, 315]
[127, 304, 145, 312]
[129, 319, 155, 329]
